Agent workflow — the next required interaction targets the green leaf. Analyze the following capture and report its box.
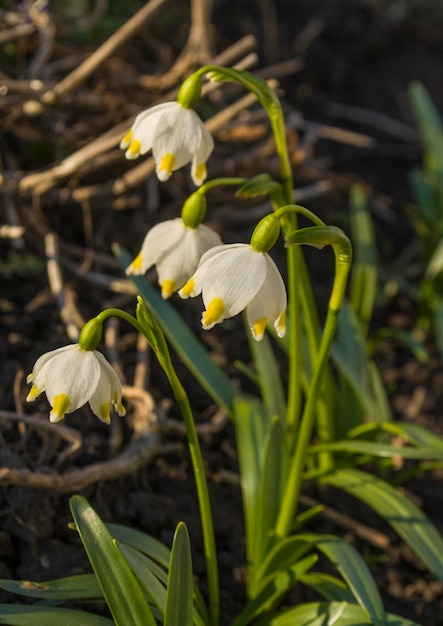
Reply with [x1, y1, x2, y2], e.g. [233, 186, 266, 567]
[117, 542, 167, 614]
[233, 393, 269, 591]
[255, 601, 420, 626]
[254, 536, 312, 586]
[232, 554, 318, 626]
[70, 495, 155, 626]
[299, 534, 386, 626]
[247, 322, 286, 418]
[298, 572, 355, 603]
[0, 605, 114, 626]
[164, 522, 193, 626]
[253, 416, 289, 571]
[115, 245, 235, 413]
[309, 439, 443, 460]
[106, 523, 171, 568]
[108, 523, 208, 626]
[0, 574, 102, 601]
[324, 468, 443, 580]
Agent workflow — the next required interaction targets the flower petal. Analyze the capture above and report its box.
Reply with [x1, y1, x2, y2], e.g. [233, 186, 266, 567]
[191, 126, 214, 186]
[156, 224, 222, 292]
[38, 346, 101, 414]
[126, 219, 185, 275]
[195, 245, 267, 318]
[247, 253, 287, 340]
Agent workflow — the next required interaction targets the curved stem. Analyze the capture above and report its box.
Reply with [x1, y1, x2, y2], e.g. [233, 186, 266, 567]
[275, 231, 352, 538]
[96, 306, 219, 626]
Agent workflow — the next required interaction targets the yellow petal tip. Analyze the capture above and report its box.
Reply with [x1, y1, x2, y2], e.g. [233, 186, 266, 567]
[202, 297, 225, 329]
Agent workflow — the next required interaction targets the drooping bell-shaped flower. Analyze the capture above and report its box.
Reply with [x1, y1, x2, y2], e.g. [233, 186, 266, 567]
[179, 214, 286, 341]
[179, 243, 286, 341]
[26, 345, 126, 424]
[120, 101, 214, 186]
[126, 217, 222, 299]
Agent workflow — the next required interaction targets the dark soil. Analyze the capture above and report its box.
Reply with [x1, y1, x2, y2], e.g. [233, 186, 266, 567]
[2, 1, 443, 624]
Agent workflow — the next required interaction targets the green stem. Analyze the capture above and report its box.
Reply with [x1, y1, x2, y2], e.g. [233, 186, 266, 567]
[275, 230, 352, 539]
[96, 307, 219, 626]
[198, 177, 246, 194]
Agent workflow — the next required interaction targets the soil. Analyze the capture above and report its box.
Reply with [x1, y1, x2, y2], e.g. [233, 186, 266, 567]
[2, 1, 443, 624]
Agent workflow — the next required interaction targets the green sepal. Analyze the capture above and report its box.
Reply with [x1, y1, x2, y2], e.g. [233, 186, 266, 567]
[78, 317, 103, 351]
[250, 214, 281, 252]
[177, 73, 202, 109]
[181, 192, 207, 228]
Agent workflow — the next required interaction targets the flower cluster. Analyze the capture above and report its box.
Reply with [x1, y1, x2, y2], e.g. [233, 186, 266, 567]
[28, 74, 288, 425]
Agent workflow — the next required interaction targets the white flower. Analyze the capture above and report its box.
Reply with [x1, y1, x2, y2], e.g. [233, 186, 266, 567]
[26, 345, 126, 424]
[179, 244, 286, 341]
[126, 218, 222, 299]
[120, 102, 214, 186]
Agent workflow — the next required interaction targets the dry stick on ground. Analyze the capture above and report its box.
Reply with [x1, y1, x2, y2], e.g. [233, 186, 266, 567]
[0, 410, 82, 466]
[0, 431, 176, 492]
[18, 35, 258, 196]
[22, 0, 171, 117]
[44, 232, 85, 341]
[140, 0, 215, 90]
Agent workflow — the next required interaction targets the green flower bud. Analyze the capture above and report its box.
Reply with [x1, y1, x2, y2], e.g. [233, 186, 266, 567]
[177, 73, 202, 109]
[181, 192, 207, 228]
[78, 317, 103, 351]
[250, 214, 281, 253]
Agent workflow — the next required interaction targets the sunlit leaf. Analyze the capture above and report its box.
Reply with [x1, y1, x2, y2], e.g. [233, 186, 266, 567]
[70, 496, 155, 626]
[299, 534, 386, 626]
[0, 604, 114, 626]
[164, 522, 193, 626]
[324, 468, 443, 580]
[0, 574, 102, 601]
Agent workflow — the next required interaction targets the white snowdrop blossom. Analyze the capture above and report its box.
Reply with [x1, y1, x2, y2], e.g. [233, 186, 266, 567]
[26, 345, 126, 424]
[120, 102, 214, 186]
[179, 244, 287, 341]
[126, 218, 222, 299]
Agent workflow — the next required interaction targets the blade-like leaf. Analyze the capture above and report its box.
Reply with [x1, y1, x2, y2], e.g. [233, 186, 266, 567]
[70, 495, 155, 626]
[106, 523, 171, 568]
[247, 322, 286, 418]
[0, 574, 102, 601]
[324, 468, 443, 580]
[109, 523, 209, 626]
[255, 601, 420, 626]
[0, 605, 114, 626]
[233, 393, 269, 589]
[164, 522, 193, 626]
[232, 554, 318, 626]
[115, 245, 235, 413]
[299, 534, 386, 626]
[298, 572, 355, 603]
[117, 542, 167, 613]
[254, 416, 289, 570]
[310, 439, 443, 460]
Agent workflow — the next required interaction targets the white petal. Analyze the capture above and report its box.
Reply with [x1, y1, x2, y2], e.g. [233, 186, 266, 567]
[94, 351, 126, 416]
[195, 245, 267, 318]
[128, 102, 178, 155]
[152, 107, 201, 170]
[191, 126, 214, 185]
[27, 345, 73, 382]
[247, 253, 287, 339]
[38, 347, 101, 413]
[128, 219, 185, 275]
[156, 225, 222, 290]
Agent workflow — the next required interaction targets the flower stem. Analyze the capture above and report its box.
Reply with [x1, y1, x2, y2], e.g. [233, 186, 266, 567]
[275, 228, 352, 538]
[96, 306, 219, 626]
